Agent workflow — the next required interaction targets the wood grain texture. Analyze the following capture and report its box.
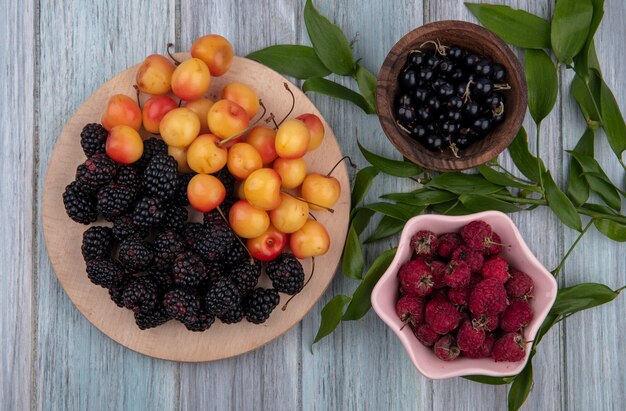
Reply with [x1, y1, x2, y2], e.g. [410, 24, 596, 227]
[35, 0, 179, 409]
[0, 0, 35, 410]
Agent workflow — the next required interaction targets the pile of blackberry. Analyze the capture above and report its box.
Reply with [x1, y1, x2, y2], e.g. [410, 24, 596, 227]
[63, 123, 306, 331]
[394, 41, 510, 155]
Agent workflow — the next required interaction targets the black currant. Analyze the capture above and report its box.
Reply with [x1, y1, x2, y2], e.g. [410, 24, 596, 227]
[418, 67, 434, 81]
[447, 110, 462, 122]
[472, 117, 492, 135]
[396, 106, 416, 126]
[453, 135, 471, 149]
[415, 107, 431, 122]
[395, 93, 414, 108]
[411, 124, 427, 139]
[484, 93, 502, 108]
[427, 96, 441, 111]
[491, 64, 506, 82]
[424, 135, 444, 151]
[464, 102, 481, 118]
[438, 59, 455, 76]
[427, 54, 441, 68]
[408, 51, 426, 67]
[447, 96, 463, 110]
[450, 68, 465, 80]
[414, 87, 430, 102]
[474, 78, 493, 96]
[447, 46, 464, 60]
[464, 54, 481, 68]
[437, 83, 455, 98]
[435, 112, 447, 123]
[475, 60, 492, 76]
[400, 69, 419, 89]
[442, 122, 460, 134]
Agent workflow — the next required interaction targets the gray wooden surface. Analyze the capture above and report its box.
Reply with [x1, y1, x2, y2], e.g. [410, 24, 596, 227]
[1, 0, 624, 409]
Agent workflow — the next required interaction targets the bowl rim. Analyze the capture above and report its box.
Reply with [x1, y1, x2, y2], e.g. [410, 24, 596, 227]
[376, 20, 528, 172]
[371, 211, 557, 379]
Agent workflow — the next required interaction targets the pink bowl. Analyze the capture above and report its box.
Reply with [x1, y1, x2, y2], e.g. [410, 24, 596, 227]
[371, 211, 557, 379]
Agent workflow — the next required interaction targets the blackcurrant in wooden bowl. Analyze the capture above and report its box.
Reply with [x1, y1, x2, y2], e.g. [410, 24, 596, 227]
[377, 20, 527, 172]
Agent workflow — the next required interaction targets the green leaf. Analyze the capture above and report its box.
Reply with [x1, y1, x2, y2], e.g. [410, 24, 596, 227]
[303, 0, 355, 76]
[426, 173, 502, 195]
[598, 76, 626, 160]
[508, 128, 546, 183]
[355, 65, 377, 113]
[535, 313, 559, 345]
[430, 200, 475, 216]
[571, 71, 602, 124]
[358, 142, 423, 177]
[365, 202, 414, 222]
[573, 127, 595, 156]
[464, 3, 551, 49]
[303, 77, 374, 114]
[508, 361, 534, 411]
[459, 193, 523, 213]
[581, 203, 617, 215]
[351, 207, 376, 235]
[573, 0, 605, 76]
[382, 189, 456, 206]
[567, 160, 589, 206]
[594, 219, 626, 242]
[543, 170, 583, 231]
[550, 283, 623, 316]
[313, 295, 351, 344]
[464, 375, 513, 385]
[477, 165, 538, 191]
[342, 248, 397, 321]
[341, 225, 365, 279]
[351, 166, 379, 207]
[246, 45, 331, 80]
[525, 49, 559, 124]
[551, 0, 594, 65]
[585, 175, 621, 211]
[365, 215, 407, 243]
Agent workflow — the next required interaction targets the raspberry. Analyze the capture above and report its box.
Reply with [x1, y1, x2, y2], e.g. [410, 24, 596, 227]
[448, 286, 470, 306]
[122, 277, 159, 313]
[135, 137, 167, 171]
[80, 123, 108, 157]
[218, 305, 245, 324]
[152, 230, 187, 270]
[436, 232, 462, 258]
[461, 220, 494, 252]
[143, 154, 179, 200]
[434, 334, 460, 361]
[451, 245, 484, 273]
[183, 311, 215, 332]
[469, 272, 482, 287]
[81, 226, 113, 262]
[63, 181, 98, 224]
[456, 320, 486, 352]
[500, 300, 534, 332]
[430, 288, 448, 302]
[443, 260, 470, 288]
[484, 232, 503, 256]
[112, 215, 149, 241]
[244, 288, 280, 324]
[506, 268, 534, 299]
[96, 183, 136, 221]
[163, 289, 201, 323]
[410, 230, 439, 256]
[86, 258, 125, 288]
[160, 205, 188, 231]
[109, 277, 131, 307]
[469, 278, 509, 315]
[463, 334, 495, 358]
[492, 332, 526, 362]
[229, 260, 262, 291]
[132, 196, 165, 228]
[266, 253, 305, 295]
[396, 295, 424, 326]
[472, 314, 499, 332]
[115, 164, 143, 191]
[75, 153, 117, 193]
[428, 260, 447, 288]
[118, 236, 154, 272]
[134, 307, 172, 330]
[425, 300, 461, 334]
[172, 173, 195, 206]
[413, 323, 439, 347]
[398, 259, 433, 297]
[205, 278, 241, 315]
[481, 256, 509, 283]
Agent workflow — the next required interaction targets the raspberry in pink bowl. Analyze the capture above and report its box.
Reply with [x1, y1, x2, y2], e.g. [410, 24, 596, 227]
[371, 211, 557, 379]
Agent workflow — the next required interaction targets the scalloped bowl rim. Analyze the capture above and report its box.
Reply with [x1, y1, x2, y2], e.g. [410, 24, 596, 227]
[371, 211, 557, 379]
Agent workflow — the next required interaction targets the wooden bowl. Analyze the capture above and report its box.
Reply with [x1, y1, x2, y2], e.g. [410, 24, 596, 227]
[376, 20, 527, 172]
[42, 54, 350, 362]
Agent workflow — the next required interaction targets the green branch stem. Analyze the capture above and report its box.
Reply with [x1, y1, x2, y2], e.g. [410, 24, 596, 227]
[552, 219, 593, 277]
[536, 125, 545, 189]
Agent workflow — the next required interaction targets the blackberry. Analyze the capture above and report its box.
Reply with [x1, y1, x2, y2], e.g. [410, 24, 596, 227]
[218, 305, 244, 324]
[214, 168, 235, 197]
[223, 240, 249, 268]
[132, 196, 165, 228]
[115, 164, 143, 192]
[109, 277, 131, 307]
[152, 230, 186, 269]
[96, 184, 136, 221]
[172, 173, 195, 206]
[172, 251, 207, 287]
[86, 258, 125, 288]
[160, 205, 188, 231]
[195, 219, 235, 261]
[81, 226, 113, 262]
[183, 223, 205, 248]
[122, 277, 159, 313]
[118, 236, 154, 272]
[112, 215, 148, 241]
[266, 253, 305, 295]
[80, 123, 108, 157]
[183, 311, 215, 332]
[143, 154, 179, 200]
[202, 261, 223, 288]
[163, 288, 201, 322]
[75, 153, 117, 193]
[134, 307, 172, 330]
[63, 181, 98, 224]
[205, 278, 241, 315]
[203, 208, 223, 226]
[244, 288, 280, 324]
[229, 260, 262, 292]
[136, 137, 167, 171]
[147, 266, 174, 289]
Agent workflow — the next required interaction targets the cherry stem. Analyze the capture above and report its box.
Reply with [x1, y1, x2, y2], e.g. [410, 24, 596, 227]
[216, 206, 254, 264]
[265, 113, 279, 129]
[282, 257, 315, 311]
[277, 83, 295, 127]
[133, 85, 142, 109]
[308, 212, 318, 221]
[167, 43, 181, 65]
[217, 100, 267, 147]
[327, 155, 356, 177]
[282, 191, 334, 213]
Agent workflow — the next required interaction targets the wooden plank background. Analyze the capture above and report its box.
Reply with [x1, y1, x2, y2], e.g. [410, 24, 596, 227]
[0, 0, 623, 409]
